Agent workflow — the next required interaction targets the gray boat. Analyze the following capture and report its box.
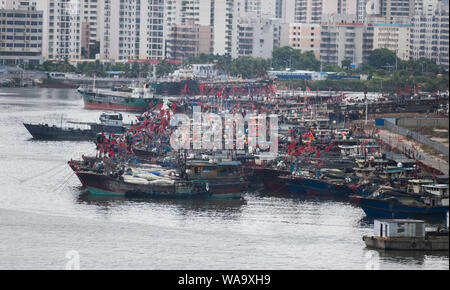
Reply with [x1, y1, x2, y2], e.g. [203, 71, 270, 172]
[24, 113, 127, 141]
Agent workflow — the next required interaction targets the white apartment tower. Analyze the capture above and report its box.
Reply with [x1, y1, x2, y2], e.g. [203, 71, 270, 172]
[237, 16, 280, 59]
[212, 0, 239, 57]
[0, 0, 44, 65]
[80, 0, 101, 43]
[243, 0, 277, 18]
[323, 0, 358, 16]
[99, 0, 166, 61]
[410, 1, 449, 68]
[140, 0, 166, 60]
[166, 0, 212, 26]
[36, 0, 82, 62]
[295, 0, 323, 23]
[357, 0, 367, 22]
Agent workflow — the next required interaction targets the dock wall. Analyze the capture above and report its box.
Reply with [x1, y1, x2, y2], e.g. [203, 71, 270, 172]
[383, 119, 449, 157]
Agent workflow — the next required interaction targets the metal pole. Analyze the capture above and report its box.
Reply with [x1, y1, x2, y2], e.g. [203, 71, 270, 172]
[364, 88, 368, 125]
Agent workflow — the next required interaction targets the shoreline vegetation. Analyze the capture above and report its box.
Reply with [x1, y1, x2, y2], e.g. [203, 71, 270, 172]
[8, 47, 450, 93]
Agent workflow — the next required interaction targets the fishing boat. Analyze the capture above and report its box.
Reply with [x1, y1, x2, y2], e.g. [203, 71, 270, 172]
[23, 112, 126, 141]
[281, 175, 355, 198]
[358, 196, 449, 219]
[78, 84, 164, 112]
[185, 160, 243, 199]
[244, 166, 291, 193]
[73, 170, 210, 198]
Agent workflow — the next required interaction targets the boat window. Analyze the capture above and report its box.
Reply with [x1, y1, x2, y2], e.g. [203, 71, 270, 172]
[397, 223, 405, 233]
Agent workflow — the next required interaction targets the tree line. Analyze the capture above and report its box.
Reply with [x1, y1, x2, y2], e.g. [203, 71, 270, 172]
[20, 47, 449, 92]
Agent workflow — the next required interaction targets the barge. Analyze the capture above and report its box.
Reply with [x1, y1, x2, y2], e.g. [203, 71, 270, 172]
[363, 219, 449, 251]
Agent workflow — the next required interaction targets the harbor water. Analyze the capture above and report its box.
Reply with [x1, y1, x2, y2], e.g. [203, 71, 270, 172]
[0, 88, 448, 270]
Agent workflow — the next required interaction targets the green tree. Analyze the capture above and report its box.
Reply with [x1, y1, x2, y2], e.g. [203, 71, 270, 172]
[88, 41, 100, 59]
[156, 59, 177, 77]
[341, 59, 352, 70]
[271, 46, 320, 71]
[367, 48, 399, 70]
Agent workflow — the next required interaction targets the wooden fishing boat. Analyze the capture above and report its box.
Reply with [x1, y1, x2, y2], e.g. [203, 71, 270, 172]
[185, 160, 243, 199]
[72, 170, 210, 198]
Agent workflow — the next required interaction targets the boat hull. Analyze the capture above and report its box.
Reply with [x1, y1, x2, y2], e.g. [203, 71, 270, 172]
[75, 171, 239, 199]
[284, 177, 354, 198]
[24, 123, 125, 141]
[81, 91, 162, 113]
[359, 198, 449, 219]
[363, 235, 449, 251]
[193, 177, 242, 199]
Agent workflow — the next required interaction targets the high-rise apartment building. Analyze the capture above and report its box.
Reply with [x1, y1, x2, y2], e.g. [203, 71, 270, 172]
[80, 0, 101, 58]
[0, 0, 44, 65]
[280, 23, 321, 58]
[366, 0, 415, 24]
[237, 16, 280, 59]
[213, 0, 239, 57]
[243, 0, 277, 18]
[139, 0, 166, 60]
[294, 0, 323, 23]
[167, 20, 213, 61]
[99, 0, 166, 61]
[373, 23, 411, 60]
[410, 2, 449, 68]
[320, 15, 374, 67]
[323, 0, 358, 16]
[36, 0, 82, 62]
[357, 0, 367, 22]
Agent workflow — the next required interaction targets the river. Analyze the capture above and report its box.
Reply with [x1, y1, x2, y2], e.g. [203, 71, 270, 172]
[0, 87, 448, 270]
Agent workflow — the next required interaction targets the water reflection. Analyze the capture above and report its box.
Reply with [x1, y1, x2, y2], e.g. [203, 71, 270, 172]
[365, 247, 449, 265]
[76, 189, 247, 216]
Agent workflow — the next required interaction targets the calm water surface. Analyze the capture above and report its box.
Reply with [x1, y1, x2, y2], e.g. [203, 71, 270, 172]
[0, 87, 448, 270]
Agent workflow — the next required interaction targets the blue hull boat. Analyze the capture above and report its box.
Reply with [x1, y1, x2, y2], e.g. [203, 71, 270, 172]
[282, 176, 355, 198]
[359, 197, 448, 219]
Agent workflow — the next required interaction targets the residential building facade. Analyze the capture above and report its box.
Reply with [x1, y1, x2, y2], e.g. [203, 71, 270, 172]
[410, 5, 449, 68]
[0, 0, 44, 65]
[280, 22, 321, 59]
[373, 23, 411, 60]
[320, 15, 374, 67]
[37, 0, 82, 62]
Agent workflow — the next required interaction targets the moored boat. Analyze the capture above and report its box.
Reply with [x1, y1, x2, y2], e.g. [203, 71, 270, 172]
[185, 160, 243, 199]
[24, 112, 126, 141]
[281, 175, 355, 198]
[358, 196, 448, 219]
[363, 219, 449, 251]
[78, 85, 164, 113]
[73, 170, 210, 198]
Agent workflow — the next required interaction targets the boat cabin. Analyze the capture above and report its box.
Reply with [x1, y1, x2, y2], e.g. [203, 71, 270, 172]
[421, 184, 449, 206]
[407, 179, 434, 194]
[186, 160, 242, 179]
[374, 219, 425, 238]
[421, 184, 449, 197]
[99, 112, 123, 127]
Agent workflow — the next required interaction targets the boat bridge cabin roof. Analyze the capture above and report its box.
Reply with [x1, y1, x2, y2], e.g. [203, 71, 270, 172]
[186, 160, 241, 167]
[376, 219, 424, 224]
